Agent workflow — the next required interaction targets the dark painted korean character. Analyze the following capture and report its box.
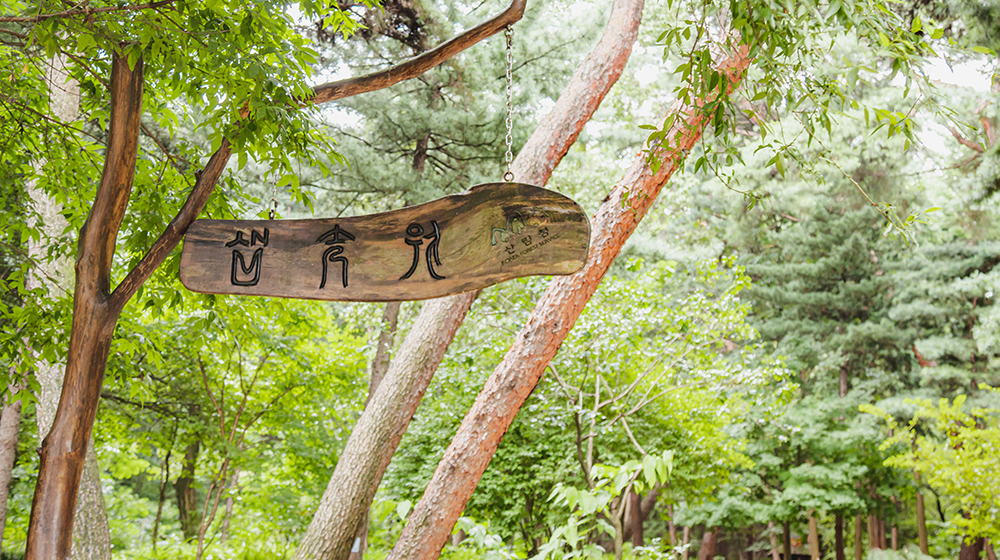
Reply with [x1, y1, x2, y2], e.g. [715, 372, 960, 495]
[539, 226, 549, 238]
[226, 228, 269, 286]
[400, 221, 445, 280]
[317, 225, 356, 288]
[505, 243, 517, 255]
[521, 235, 532, 247]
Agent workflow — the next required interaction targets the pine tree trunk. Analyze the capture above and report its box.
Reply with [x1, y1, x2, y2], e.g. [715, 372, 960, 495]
[808, 513, 820, 560]
[349, 302, 401, 560]
[0, 394, 22, 552]
[985, 541, 997, 560]
[867, 515, 878, 550]
[697, 528, 717, 560]
[834, 515, 846, 560]
[386, 32, 751, 560]
[175, 441, 201, 541]
[293, 1, 646, 557]
[891, 525, 897, 551]
[854, 516, 862, 560]
[668, 504, 678, 551]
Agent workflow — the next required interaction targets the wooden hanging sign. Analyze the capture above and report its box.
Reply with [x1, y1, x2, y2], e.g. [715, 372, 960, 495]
[179, 183, 591, 302]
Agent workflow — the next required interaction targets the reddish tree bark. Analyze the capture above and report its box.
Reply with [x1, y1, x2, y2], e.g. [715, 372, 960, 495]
[697, 528, 717, 560]
[25, 52, 144, 560]
[387, 39, 751, 560]
[293, 0, 646, 557]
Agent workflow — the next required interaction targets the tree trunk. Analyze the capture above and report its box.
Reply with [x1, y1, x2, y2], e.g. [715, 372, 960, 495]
[24, 52, 145, 560]
[985, 542, 997, 560]
[808, 513, 820, 560]
[152, 450, 170, 550]
[854, 516, 862, 560]
[175, 441, 201, 540]
[891, 525, 897, 551]
[960, 537, 985, 560]
[0, 394, 22, 552]
[627, 491, 644, 547]
[386, 31, 750, 560]
[783, 521, 792, 560]
[683, 526, 691, 560]
[767, 522, 779, 560]
[668, 504, 678, 553]
[293, 1, 647, 557]
[867, 515, 878, 550]
[349, 302, 401, 560]
[916, 474, 928, 554]
[220, 468, 240, 543]
[834, 515, 845, 560]
[698, 528, 717, 560]
[70, 448, 112, 560]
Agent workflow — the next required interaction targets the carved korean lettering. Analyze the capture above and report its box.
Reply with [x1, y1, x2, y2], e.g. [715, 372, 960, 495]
[226, 228, 269, 286]
[317, 225, 356, 288]
[400, 221, 445, 280]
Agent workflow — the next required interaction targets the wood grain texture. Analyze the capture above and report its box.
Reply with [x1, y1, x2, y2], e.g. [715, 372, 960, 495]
[179, 183, 589, 301]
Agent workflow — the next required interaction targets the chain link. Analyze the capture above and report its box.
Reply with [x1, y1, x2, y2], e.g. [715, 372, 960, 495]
[504, 24, 514, 183]
[268, 182, 278, 220]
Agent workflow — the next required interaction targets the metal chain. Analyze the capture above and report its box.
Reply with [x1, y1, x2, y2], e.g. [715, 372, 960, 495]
[503, 24, 514, 183]
[268, 182, 278, 220]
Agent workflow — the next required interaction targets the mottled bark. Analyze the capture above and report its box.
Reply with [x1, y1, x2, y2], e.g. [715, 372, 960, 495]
[293, 1, 646, 557]
[0, 394, 22, 552]
[387, 31, 750, 560]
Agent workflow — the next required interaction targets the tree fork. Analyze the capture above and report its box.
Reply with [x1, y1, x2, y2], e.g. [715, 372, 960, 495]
[387, 38, 751, 560]
[25, 51, 144, 560]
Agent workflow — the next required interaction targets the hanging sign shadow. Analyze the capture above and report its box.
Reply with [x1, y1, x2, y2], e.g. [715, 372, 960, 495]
[179, 183, 591, 301]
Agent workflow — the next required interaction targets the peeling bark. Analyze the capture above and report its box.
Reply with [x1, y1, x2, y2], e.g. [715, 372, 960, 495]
[387, 34, 751, 560]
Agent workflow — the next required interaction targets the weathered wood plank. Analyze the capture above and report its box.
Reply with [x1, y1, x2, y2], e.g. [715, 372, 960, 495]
[179, 183, 590, 301]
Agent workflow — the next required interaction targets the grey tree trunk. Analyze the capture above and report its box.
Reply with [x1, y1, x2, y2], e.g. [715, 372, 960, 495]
[29, 54, 112, 560]
[0, 394, 22, 552]
[292, 0, 643, 555]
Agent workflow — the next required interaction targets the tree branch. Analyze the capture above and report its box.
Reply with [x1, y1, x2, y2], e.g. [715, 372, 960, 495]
[310, 0, 525, 104]
[949, 126, 984, 153]
[0, 0, 176, 23]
